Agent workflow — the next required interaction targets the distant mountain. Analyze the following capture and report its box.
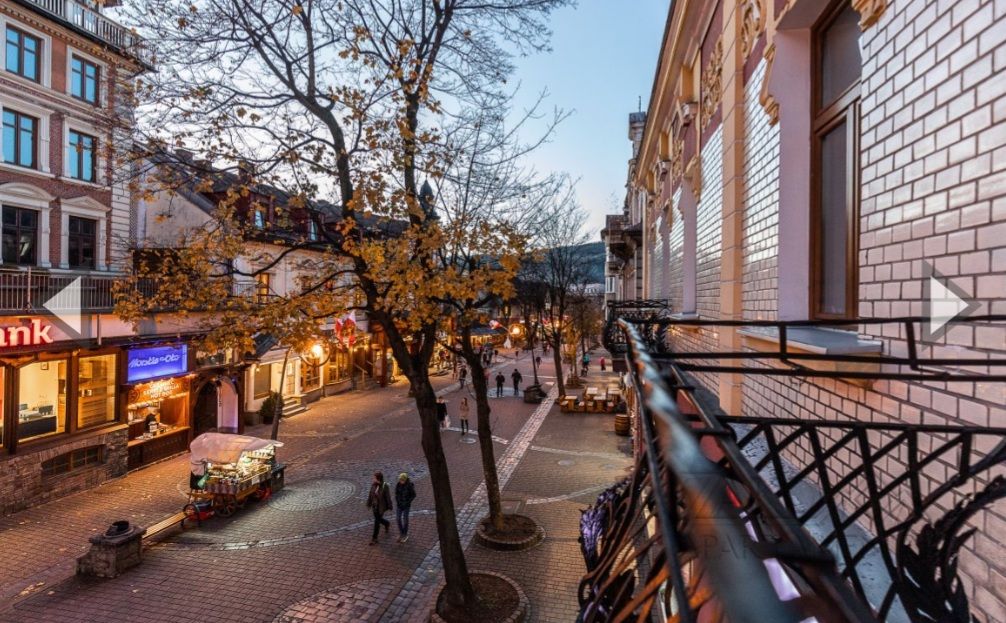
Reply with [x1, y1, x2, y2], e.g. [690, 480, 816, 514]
[571, 241, 605, 284]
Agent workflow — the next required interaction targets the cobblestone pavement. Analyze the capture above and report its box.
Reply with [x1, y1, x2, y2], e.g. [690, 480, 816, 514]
[0, 349, 631, 622]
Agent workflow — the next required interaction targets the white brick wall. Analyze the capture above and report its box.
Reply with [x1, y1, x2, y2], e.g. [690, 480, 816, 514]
[742, 59, 780, 321]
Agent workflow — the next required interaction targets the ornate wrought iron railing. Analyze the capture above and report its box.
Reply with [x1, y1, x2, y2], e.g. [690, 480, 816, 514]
[579, 316, 1006, 623]
[602, 299, 671, 361]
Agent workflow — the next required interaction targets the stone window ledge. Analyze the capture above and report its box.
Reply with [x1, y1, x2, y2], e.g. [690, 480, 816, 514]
[738, 326, 883, 388]
[669, 312, 701, 332]
[738, 326, 882, 355]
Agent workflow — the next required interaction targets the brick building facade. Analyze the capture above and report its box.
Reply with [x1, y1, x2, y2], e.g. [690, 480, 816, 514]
[613, 0, 1006, 618]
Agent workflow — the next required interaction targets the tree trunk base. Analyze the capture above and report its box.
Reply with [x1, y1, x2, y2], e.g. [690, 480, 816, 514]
[474, 514, 545, 552]
[431, 571, 529, 623]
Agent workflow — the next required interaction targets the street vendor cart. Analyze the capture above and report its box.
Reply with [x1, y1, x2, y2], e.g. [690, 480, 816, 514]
[182, 433, 286, 528]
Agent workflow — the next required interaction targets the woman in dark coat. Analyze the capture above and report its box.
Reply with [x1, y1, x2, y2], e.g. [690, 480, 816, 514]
[367, 471, 393, 545]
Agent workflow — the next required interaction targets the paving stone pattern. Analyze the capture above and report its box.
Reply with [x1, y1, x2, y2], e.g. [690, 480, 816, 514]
[0, 350, 633, 622]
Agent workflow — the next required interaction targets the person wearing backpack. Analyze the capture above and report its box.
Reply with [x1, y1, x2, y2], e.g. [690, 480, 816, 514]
[395, 472, 417, 543]
[367, 471, 393, 545]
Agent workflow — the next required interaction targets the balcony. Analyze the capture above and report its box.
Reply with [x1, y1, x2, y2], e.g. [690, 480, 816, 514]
[582, 312, 1006, 622]
[14, 0, 151, 67]
[0, 268, 141, 314]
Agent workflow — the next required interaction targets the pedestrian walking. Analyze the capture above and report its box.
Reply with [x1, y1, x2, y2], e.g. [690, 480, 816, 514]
[459, 397, 470, 436]
[514, 349, 520, 360]
[495, 371, 505, 397]
[535, 355, 542, 368]
[459, 365, 467, 388]
[367, 471, 392, 545]
[511, 368, 523, 396]
[600, 357, 606, 372]
[395, 472, 416, 543]
[581, 353, 590, 376]
[436, 397, 448, 430]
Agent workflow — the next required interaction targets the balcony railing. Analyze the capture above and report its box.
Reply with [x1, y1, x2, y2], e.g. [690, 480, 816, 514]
[581, 310, 1006, 622]
[16, 0, 151, 66]
[0, 268, 151, 313]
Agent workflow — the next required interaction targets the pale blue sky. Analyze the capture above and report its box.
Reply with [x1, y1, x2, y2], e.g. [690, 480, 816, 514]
[510, 1, 669, 236]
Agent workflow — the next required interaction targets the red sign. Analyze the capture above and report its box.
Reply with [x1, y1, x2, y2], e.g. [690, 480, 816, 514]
[0, 319, 54, 347]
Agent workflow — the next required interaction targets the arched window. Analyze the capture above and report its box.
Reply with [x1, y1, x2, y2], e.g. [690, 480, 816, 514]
[811, 2, 861, 318]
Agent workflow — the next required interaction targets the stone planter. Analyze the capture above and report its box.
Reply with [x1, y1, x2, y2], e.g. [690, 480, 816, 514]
[474, 514, 545, 551]
[429, 571, 529, 623]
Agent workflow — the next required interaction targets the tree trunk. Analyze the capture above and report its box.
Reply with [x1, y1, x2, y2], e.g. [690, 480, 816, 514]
[411, 371, 477, 608]
[270, 348, 291, 441]
[551, 332, 565, 397]
[461, 336, 504, 531]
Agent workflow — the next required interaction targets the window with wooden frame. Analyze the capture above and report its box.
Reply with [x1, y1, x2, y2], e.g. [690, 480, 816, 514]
[1, 205, 38, 266]
[255, 272, 272, 303]
[67, 215, 97, 269]
[810, 2, 862, 319]
[2, 109, 38, 169]
[70, 55, 100, 104]
[68, 130, 97, 182]
[301, 360, 320, 390]
[5, 26, 41, 82]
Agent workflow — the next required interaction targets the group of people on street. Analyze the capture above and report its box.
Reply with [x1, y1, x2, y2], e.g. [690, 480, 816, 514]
[367, 471, 416, 545]
[494, 369, 523, 397]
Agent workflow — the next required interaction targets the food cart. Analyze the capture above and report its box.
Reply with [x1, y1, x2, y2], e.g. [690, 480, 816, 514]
[182, 433, 286, 528]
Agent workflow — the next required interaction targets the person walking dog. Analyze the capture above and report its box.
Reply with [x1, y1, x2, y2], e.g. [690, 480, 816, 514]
[367, 471, 392, 545]
[395, 472, 416, 543]
[459, 397, 470, 436]
[495, 371, 506, 397]
[511, 368, 523, 396]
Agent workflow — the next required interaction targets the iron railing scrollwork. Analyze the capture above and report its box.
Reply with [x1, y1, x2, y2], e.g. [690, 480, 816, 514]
[579, 316, 1006, 623]
[602, 300, 672, 359]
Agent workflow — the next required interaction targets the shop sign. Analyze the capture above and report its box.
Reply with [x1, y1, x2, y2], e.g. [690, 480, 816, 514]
[127, 345, 188, 383]
[0, 319, 54, 348]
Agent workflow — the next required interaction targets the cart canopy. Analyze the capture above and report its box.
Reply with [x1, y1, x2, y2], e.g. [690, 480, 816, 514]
[189, 432, 283, 472]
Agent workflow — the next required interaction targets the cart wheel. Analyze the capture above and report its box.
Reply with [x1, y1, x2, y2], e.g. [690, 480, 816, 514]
[217, 502, 237, 518]
[181, 504, 200, 529]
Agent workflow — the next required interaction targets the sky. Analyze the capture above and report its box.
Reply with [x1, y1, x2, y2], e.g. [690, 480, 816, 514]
[508, 1, 669, 238]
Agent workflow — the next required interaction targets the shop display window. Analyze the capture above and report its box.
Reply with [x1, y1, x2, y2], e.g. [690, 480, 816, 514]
[77, 354, 116, 429]
[17, 360, 67, 442]
[253, 364, 272, 398]
[326, 349, 350, 384]
[301, 361, 321, 390]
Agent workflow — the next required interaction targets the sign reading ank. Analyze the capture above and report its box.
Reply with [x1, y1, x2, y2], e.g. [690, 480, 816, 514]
[127, 344, 189, 383]
[0, 319, 54, 347]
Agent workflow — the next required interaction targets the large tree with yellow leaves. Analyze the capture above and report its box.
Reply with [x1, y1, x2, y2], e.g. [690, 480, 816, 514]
[117, 0, 572, 611]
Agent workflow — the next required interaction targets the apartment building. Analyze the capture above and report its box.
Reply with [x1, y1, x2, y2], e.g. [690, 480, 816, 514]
[137, 153, 391, 423]
[609, 0, 1006, 618]
[0, 0, 246, 514]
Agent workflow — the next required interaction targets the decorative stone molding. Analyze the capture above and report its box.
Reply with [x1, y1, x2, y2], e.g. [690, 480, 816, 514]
[671, 137, 684, 182]
[759, 43, 780, 126]
[851, 0, 886, 29]
[700, 38, 723, 129]
[740, 0, 765, 59]
[684, 155, 702, 203]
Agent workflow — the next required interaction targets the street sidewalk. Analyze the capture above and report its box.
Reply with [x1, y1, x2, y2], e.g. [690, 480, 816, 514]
[0, 370, 463, 611]
[0, 348, 630, 623]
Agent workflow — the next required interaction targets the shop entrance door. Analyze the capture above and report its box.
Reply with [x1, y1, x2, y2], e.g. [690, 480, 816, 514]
[193, 383, 218, 436]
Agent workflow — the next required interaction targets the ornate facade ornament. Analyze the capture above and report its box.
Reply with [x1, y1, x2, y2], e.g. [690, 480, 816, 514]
[851, 0, 887, 29]
[759, 43, 780, 126]
[684, 155, 702, 203]
[739, 0, 765, 59]
[700, 38, 723, 129]
[670, 138, 684, 183]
